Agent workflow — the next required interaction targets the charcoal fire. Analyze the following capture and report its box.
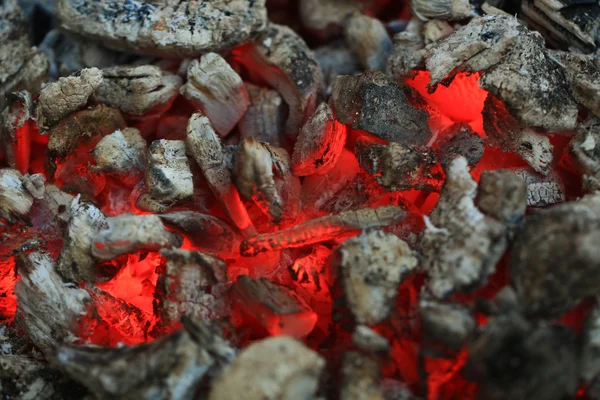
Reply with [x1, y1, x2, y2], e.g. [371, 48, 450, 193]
[91, 128, 147, 186]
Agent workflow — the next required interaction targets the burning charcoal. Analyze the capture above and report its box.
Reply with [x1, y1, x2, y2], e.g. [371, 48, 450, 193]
[570, 117, 600, 192]
[378, 142, 444, 192]
[521, 0, 599, 53]
[550, 51, 600, 118]
[340, 351, 384, 400]
[1, 91, 35, 173]
[483, 95, 553, 174]
[436, 124, 484, 168]
[91, 214, 182, 260]
[47, 104, 125, 160]
[232, 23, 322, 139]
[412, 0, 476, 20]
[582, 299, 600, 388]
[331, 72, 432, 145]
[159, 211, 242, 259]
[464, 312, 578, 400]
[321, 172, 383, 214]
[158, 249, 228, 326]
[146, 139, 194, 208]
[292, 102, 347, 177]
[420, 295, 475, 352]
[238, 83, 285, 146]
[57, 319, 236, 400]
[181, 54, 248, 137]
[425, 15, 578, 131]
[56, 0, 267, 57]
[94, 65, 181, 118]
[0, 0, 49, 110]
[476, 170, 526, 235]
[343, 12, 393, 72]
[382, 380, 422, 400]
[332, 229, 417, 325]
[234, 137, 283, 222]
[29, 184, 74, 236]
[91, 128, 147, 186]
[354, 135, 387, 174]
[36, 68, 103, 131]
[512, 168, 565, 207]
[0, 169, 38, 223]
[422, 20, 455, 44]
[510, 193, 600, 317]
[299, 0, 361, 38]
[56, 196, 108, 284]
[353, 325, 390, 355]
[15, 251, 91, 355]
[420, 157, 507, 299]
[386, 19, 426, 79]
[241, 205, 407, 256]
[187, 112, 256, 235]
[233, 275, 317, 338]
[314, 42, 361, 92]
[209, 336, 325, 400]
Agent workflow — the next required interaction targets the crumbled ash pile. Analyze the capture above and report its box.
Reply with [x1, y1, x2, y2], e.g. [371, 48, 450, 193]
[1, 0, 600, 399]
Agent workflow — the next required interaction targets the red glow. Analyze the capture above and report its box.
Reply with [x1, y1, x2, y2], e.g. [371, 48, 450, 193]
[0, 257, 17, 321]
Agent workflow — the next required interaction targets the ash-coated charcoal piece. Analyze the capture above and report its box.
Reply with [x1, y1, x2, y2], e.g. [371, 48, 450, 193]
[1, 91, 34, 173]
[238, 83, 285, 146]
[353, 325, 390, 355]
[36, 68, 103, 131]
[0, 168, 39, 223]
[354, 135, 387, 175]
[420, 157, 507, 299]
[386, 19, 426, 80]
[91, 214, 182, 260]
[232, 23, 322, 139]
[340, 351, 384, 400]
[332, 229, 417, 325]
[292, 102, 347, 177]
[158, 249, 228, 325]
[436, 124, 484, 168]
[419, 294, 476, 352]
[181, 53, 249, 137]
[92, 128, 147, 186]
[512, 168, 565, 207]
[425, 15, 578, 131]
[146, 139, 194, 206]
[55, 0, 268, 57]
[233, 275, 317, 338]
[412, 0, 476, 21]
[422, 19, 455, 44]
[570, 117, 600, 192]
[240, 206, 408, 256]
[56, 196, 108, 284]
[465, 312, 578, 400]
[510, 193, 600, 317]
[343, 12, 393, 72]
[15, 251, 91, 356]
[299, 0, 361, 38]
[208, 336, 325, 400]
[57, 319, 236, 400]
[332, 72, 432, 145]
[314, 41, 361, 94]
[476, 169, 527, 234]
[581, 298, 600, 385]
[94, 65, 182, 117]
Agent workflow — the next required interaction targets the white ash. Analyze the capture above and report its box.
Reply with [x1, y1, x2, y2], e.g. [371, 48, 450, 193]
[35, 67, 103, 131]
[0, 354, 65, 400]
[232, 23, 322, 139]
[57, 319, 236, 400]
[419, 294, 475, 352]
[146, 139, 194, 206]
[181, 53, 249, 137]
[334, 229, 417, 325]
[340, 351, 384, 400]
[299, 0, 361, 38]
[14, 251, 91, 356]
[412, 0, 476, 21]
[234, 137, 283, 222]
[422, 20, 454, 44]
[91, 214, 182, 260]
[419, 157, 507, 299]
[512, 168, 565, 207]
[343, 12, 393, 72]
[386, 18, 426, 79]
[353, 325, 390, 355]
[510, 193, 600, 317]
[0, 169, 38, 222]
[56, 196, 108, 284]
[570, 117, 600, 192]
[238, 83, 285, 146]
[209, 336, 325, 400]
[47, 104, 125, 160]
[158, 249, 228, 326]
[55, 0, 268, 57]
[94, 65, 182, 117]
[425, 15, 578, 131]
[92, 128, 147, 186]
[292, 102, 347, 177]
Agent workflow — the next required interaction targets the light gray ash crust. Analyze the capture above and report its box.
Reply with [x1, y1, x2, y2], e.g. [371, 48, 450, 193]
[145, 139, 194, 206]
[238, 83, 285, 146]
[570, 117, 600, 192]
[420, 294, 475, 352]
[512, 168, 565, 207]
[55, 0, 268, 57]
[92, 128, 147, 186]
